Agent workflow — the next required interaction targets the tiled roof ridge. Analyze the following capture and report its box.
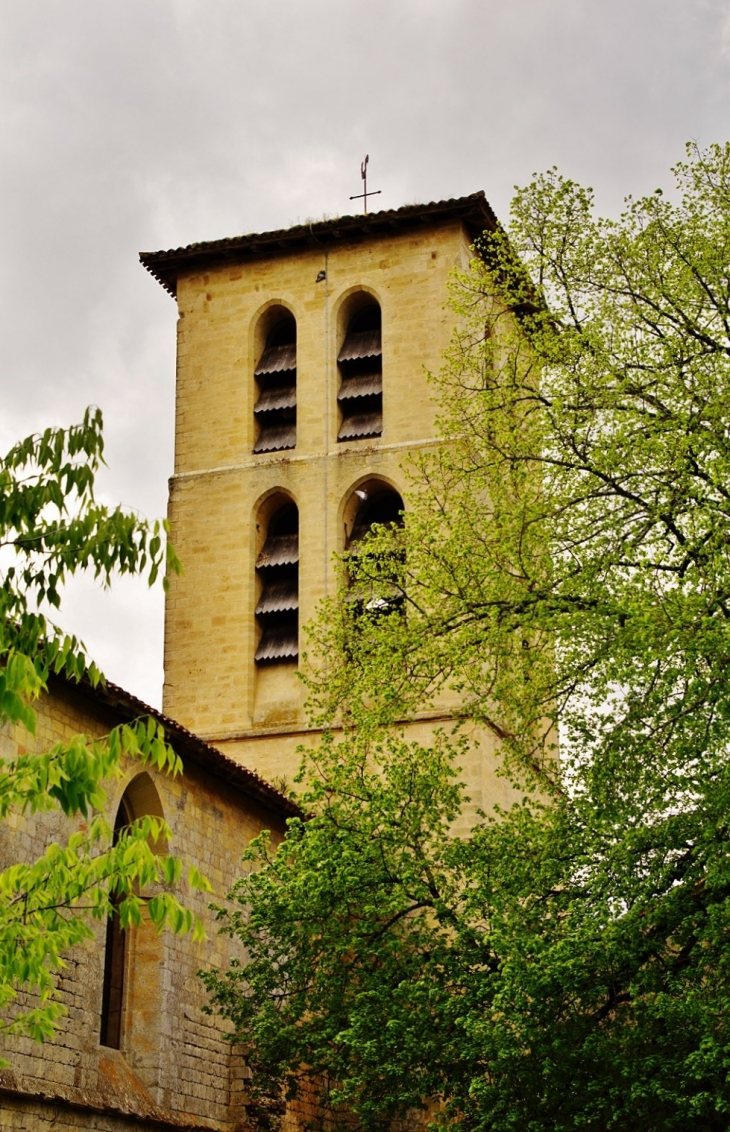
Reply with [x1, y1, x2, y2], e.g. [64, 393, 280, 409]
[54, 672, 301, 819]
[140, 191, 497, 297]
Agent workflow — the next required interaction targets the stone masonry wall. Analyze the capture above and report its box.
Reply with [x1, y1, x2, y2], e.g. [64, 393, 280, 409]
[161, 220, 499, 794]
[0, 680, 286, 1130]
[161, 218, 522, 824]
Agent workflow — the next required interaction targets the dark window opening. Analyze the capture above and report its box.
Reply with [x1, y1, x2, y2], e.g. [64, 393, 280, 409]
[254, 315, 297, 453]
[255, 502, 299, 663]
[348, 489, 404, 545]
[338, 304, 382, 442]
[346, 485, 404, 619]
[100, 798, 131, 1050]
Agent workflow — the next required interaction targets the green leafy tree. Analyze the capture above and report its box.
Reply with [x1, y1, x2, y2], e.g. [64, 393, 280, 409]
[0, 407, 209, 1050]
[204, 143, 730, 1132]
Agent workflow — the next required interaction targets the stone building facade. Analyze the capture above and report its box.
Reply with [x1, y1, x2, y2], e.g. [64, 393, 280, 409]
[0, 677, 298, 1130]
[142, 192, 513, 817]
[0, 193, 509, 1129]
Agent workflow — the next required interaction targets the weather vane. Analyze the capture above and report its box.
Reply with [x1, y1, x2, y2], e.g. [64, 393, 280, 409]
[349, 155, 382, 216]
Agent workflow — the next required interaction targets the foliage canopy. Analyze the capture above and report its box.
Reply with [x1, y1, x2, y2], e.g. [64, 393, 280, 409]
[0, 407, 208, 1050]
[204, 143, 730, 1132]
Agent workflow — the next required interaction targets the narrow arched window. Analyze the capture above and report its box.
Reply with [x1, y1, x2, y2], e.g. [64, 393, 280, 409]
[254, 314, 297, 453]
[255, 501, 299, 663]
[100, 774, 165, 1055]
[100, 796, 131, 1049]
[338, 303, 382, 441]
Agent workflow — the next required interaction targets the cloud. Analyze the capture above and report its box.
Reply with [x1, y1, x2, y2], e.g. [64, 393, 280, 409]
[1, 0, 728, 706]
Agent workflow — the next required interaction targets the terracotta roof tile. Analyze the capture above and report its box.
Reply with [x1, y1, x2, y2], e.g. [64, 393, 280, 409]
[55, 674, 301, 819]
[140, 192, 498, 297]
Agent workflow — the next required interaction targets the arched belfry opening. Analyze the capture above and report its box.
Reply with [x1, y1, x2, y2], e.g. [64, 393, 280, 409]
[338, 301, 382, 441]
[343, 480, 405, 618]
[255, 499, 299, 663]
[254, 311, 297, 453]
[345, 480, 404, 548]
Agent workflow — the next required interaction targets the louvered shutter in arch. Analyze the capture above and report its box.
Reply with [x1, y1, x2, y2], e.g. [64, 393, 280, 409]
[254, 315, 297, 453]
[338, 304, 382, 441]
[255, 502, 299, 663]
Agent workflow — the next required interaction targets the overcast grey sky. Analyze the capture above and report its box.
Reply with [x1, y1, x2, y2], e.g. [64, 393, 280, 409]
[1, 0, 729, 708]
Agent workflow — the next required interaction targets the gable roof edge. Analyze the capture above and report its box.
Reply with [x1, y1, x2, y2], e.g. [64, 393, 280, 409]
[140, 191, 498, 298]
[51, 673, 301, 820]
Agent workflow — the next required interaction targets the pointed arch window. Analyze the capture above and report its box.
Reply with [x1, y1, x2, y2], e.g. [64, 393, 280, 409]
[255, 501, 299, 663]
[254, 314, 297, 453]
[100, 796, 132, 1049]
[338, 303, 382, 441]
[100, 774, 165, 1055]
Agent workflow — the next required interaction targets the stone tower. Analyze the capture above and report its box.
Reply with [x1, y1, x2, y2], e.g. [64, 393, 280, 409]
[141, 194, 514, 813]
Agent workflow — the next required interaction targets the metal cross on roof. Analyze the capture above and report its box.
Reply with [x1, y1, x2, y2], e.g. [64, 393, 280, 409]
[349, 154, 382, 216]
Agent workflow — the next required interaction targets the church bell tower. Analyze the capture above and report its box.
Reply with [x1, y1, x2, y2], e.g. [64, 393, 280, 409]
[141, 193, 512, 812]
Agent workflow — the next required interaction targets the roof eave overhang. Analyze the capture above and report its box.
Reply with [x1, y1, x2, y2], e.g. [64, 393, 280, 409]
[140, 192, 498, 299]
[51, 673, 302, 820]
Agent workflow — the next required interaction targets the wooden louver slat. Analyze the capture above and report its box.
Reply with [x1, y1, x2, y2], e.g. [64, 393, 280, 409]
[254, 384, 297, 413]
[255, 624, 299, 662]
[255, 342, 297, 375]
[256, 533, 299, 568]
[253, 422, 297, 453]
[337, 373, 383, 400]
[337, 328, 382, 363]
[255, 577, 299, 614]
[338, 412, 383, 441]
